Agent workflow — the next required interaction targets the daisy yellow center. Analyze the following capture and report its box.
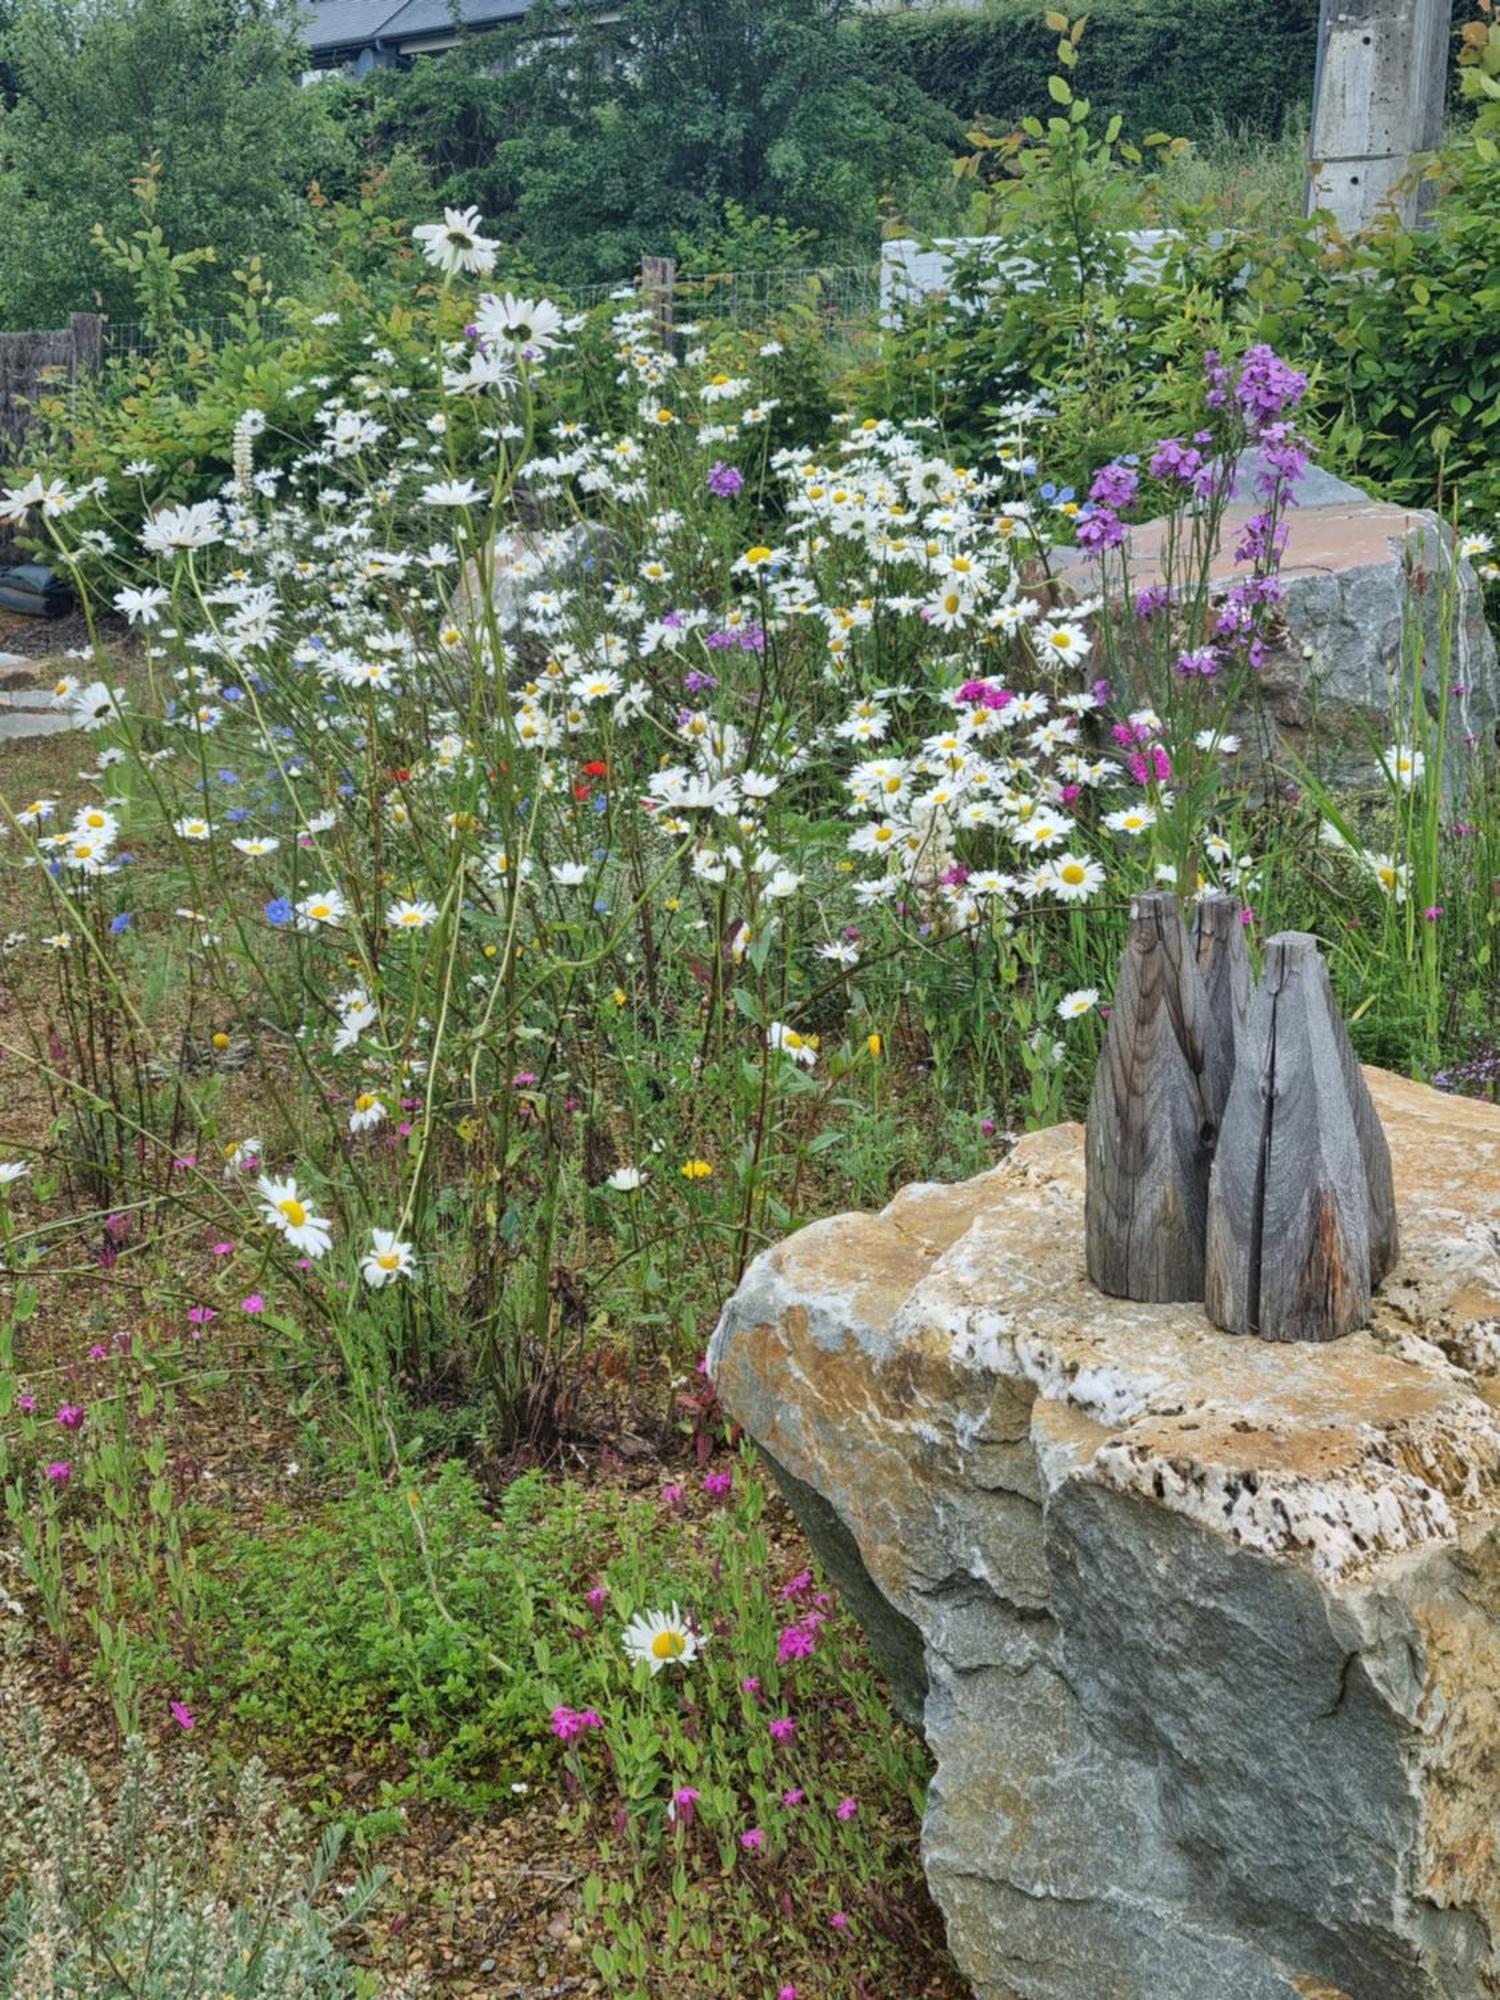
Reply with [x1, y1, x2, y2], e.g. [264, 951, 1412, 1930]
[278, 1198, 307, 1228]
[400, 910, 423, 925]
[1050, 632, 1074, 650]
[376, 1250, 401, 1271]
[355, 1094, 377, 1113]
[309, 904, 331, 920]
[84, 812, 105, 828]
[1061, 863, 1087, 886]
[745, 546, 772, 564]
[651, 1630, 687, 1659]
[1378, 865, 1397, 888]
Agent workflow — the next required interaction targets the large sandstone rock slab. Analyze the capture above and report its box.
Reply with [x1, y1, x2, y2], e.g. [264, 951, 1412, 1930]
[710, 1071, 1500, 2000]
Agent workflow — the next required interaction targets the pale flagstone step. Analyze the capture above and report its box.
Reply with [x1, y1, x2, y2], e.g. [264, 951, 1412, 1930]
[0, 702, 74, 740]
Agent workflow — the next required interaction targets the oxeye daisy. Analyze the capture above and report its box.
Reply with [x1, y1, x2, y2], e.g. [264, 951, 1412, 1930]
[360, 1229, 415, 1287]
[387, 898, 438, 931]
[256, 1175, 333, 1258]
[621, 1605, 702, 1674]
[348, 1092, 387, 1134]
[1056, 987, 1100, 1021]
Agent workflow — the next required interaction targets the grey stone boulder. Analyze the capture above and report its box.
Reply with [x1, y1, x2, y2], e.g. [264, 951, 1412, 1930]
[710, 1069, 1500, 2000]
[1060, 484, 1499, 790]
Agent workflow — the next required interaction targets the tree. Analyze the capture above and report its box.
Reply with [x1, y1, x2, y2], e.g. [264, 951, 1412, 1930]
[0, 0, 348, 329]
[338, 0, 960, 285]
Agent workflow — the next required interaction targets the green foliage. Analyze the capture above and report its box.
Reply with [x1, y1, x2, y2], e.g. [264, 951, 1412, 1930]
[177, 1457, 945, 1993]
[0, 1651, 414, 1998]
[0, 0, 347, 331]
[852, 0, 1321, 143]
[334, 0, 960, 284]
[1231, 11, 1500, 523]
[864, 15, 1241, 478]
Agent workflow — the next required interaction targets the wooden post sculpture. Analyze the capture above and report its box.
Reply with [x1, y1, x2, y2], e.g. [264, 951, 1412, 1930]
[1192, 893, 1252, 1068]
[1086, 892, 1235, 1302]
[1205, 933, 1399, 1342]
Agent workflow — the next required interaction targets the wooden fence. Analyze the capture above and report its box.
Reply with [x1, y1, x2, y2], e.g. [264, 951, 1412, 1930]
[0, 313, 104, 470]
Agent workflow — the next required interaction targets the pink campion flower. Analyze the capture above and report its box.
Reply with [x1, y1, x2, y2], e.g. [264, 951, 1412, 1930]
[782, 1788, 806, 1807]
[187, 1306, 217, 1326]
[586, 1584, 608, 1620]
[829, 1911, 850, 1932]
[1058, 783, 1082, 806]
[836, 1796, 859, 1820]
[740, 1676, 762, 1698]
[17, 1393, 36, 1413]
[779, 1986, 799, 2000]
[1424, 905, 1445, 923]
[241, 1294, 265, 1314]
[702, 1470, 732, 1500]
[170, 1701, 195, 1731]
[777, 1622, 817, 1665]
[661, 1482, 685, 1511]
[1128, 746, 1173, 787]
[45, 1462, 71, 1486]
[777, 1570, 813, 1603]
[740, 1827, 765, 1852]
[669, 1785, 700, 1827]
[768, 1716, 796, 1743]
[55, 1403, 85, 1432]
[88, 1345, 107, 1360]
[550, 1705, 603, 1742]
[211, 1241, 234, 1256]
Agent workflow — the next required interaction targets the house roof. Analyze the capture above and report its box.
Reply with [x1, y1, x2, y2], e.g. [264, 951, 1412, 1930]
[379, 0, 534, 39]
[302, 0, 531, 53]
[302, 0, 407, 54]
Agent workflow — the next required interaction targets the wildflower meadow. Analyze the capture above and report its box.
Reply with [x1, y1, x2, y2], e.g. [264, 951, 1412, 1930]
[0, 8, 1498, 1996]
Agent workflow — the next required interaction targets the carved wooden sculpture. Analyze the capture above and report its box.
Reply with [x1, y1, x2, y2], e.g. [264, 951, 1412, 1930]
[1085, 892, 1235, 1302]
[1192, 893, 1252, 1067]
[1204, 932, 1398, 1342]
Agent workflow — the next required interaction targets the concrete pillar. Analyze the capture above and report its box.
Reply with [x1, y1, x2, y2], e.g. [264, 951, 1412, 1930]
[1307, 0, 1453, 231]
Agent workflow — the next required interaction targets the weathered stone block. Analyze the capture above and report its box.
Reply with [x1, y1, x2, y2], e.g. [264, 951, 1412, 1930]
[710, 1071, 1500, 2000]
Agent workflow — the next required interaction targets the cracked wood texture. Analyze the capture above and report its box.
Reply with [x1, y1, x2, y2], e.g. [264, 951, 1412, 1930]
[1192, 892, 1251, 1070]
[1205, 932, 1395, 1342]
[1086, 891, 1234, 1302]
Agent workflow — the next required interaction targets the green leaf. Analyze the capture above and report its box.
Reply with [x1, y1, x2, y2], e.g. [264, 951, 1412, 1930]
[1047, 74, 1073, 104]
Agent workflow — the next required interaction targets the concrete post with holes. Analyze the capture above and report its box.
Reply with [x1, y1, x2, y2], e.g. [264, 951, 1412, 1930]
[1307, 0, 1453, 231]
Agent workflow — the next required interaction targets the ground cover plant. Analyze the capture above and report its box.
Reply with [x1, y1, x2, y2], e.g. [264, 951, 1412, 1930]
[0, 18, 1498, 1998]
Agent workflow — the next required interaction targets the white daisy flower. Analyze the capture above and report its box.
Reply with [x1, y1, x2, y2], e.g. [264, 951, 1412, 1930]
[621, 1604, 702, 1674]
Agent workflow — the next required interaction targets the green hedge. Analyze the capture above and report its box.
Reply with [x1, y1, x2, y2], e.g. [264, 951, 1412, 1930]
[850, 0, 1321, 141]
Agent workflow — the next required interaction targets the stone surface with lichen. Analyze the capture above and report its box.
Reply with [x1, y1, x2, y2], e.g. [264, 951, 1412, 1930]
[710, 1069, 1500, 2000]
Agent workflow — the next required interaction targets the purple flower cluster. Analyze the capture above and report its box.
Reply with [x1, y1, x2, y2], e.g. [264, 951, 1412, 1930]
[705, 624, 766, 653]
[1076, 506, 1126, 555]
[1089, 462, 1139, 510]
[1235, 344, 1308, 431]
[706, 460, 744, 499]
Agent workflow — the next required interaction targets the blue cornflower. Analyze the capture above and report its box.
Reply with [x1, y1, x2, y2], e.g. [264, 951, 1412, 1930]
[265, 898, 293, 927]
[109, 912, 132, 934]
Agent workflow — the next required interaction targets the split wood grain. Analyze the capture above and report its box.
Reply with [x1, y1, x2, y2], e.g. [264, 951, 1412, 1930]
[1205, 932, 1394, 1342]
[1085, 891, 1235, 1302]
[1192, 893, 1252, 1070]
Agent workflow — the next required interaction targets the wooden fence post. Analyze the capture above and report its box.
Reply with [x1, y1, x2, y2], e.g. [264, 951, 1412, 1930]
[69, 313, 104, 385]
[640, 255, 677, 351]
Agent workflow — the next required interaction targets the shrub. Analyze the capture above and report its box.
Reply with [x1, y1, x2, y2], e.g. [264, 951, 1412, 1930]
[851, 0, 1321, 142]
[0, 1648, 416, 1999]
